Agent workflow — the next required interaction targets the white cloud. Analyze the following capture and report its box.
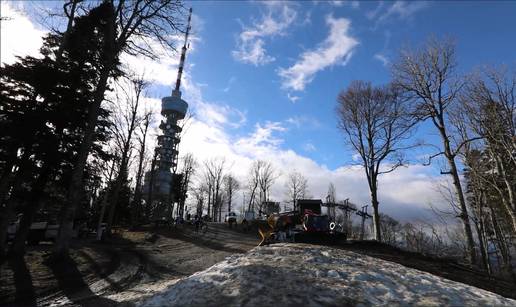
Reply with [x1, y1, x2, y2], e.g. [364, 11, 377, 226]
[232, 2, 297, 66]
[285, 115, 321, 129]
[366, 2, 385, 20]
[177, 80, 448, 223]
[303, 142, 317, 152]
[181, 76, 247, 130]
[222, 76, 236, 93]
[0, 2, 46, 66]
[350, 1, 360, 9]
[330, 1, 360, 9]
[375, 1, 428, 24]
[374, 53, 389, 66]
[278, 15, 358, 91]
[287, 93, 301, 103]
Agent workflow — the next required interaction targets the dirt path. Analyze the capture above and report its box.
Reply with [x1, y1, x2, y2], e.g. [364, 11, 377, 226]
[0, 223, 260, 306]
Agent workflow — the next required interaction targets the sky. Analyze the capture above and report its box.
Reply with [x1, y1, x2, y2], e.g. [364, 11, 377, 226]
[2, 1, 516, 223]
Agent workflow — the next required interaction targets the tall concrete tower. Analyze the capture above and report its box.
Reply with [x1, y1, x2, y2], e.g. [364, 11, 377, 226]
[148, 8, 192, 220]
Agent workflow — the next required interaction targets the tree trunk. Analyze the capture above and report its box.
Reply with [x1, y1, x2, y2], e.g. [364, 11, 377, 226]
[473, 211, 490, 274]
[131, 151, 145, 227]
[368, 169, 381, 242]
[371, 188, 381, 242]
[436, 118, 476, 264]
[0, 151, 31, 257]
[55, 72, 109, 255]
[494, 155, 516, 232]
[55, 58, 115, 256]
[489, 205, 516, 280]
[207, 185, 211, 219]
[146, 150, 158, 222]
[106, 155, 128, 234]
[11, 167, 51, 255]
[96, 159, 117, 240]
[218, 198, 222, 222]
[0, 159, 15, 207]
[228, 190, 232, 213]
[54, 5, 117, 255]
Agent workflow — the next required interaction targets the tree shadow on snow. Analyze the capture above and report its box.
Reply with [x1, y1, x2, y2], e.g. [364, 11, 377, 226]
[8, 256, 37, 306]
[46, 255, 124, 307]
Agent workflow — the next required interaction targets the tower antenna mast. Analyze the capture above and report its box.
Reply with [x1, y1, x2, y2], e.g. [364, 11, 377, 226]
[144, 8, 192, 222]
[174, 7, 192, 94]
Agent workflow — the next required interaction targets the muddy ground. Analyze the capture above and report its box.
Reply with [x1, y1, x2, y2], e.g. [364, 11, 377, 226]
[1, 223, 515, 306]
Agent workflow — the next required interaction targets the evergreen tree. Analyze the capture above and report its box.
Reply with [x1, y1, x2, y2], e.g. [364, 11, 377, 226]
[0, 2, 115, 255]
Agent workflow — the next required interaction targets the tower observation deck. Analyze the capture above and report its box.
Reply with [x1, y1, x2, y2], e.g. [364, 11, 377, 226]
[145, 8, 192, 220]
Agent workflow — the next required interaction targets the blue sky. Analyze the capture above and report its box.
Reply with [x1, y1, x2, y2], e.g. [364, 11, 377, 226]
[182, 0, 516, 169]
[2, 1, 516, 222]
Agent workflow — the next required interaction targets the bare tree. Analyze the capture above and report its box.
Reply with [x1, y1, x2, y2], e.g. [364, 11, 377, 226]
[246, 160, 263, 213]
[391, 38, 476, 263]
[105, 75, 148, 234]
[285, 171, 309, 211]
[202, 158, 226, 221]
[258, 161, 277, 210]
[202, 166, 214, 219]
[326, 182, 336, 219]
[95, 156, 118, 240]
[461, 67, 516, 233]
[177, 153, 197, 218]
[223, 174, 240, 214]
[192, 183, 207, 217]
[131, 110, 153, 227]
[337, 80, 415, 242]
[379, 213, 401, 245]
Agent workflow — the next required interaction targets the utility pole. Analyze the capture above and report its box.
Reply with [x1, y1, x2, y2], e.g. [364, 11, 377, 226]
[322, 198, 358, 234]
[356, 205, 372, 240]
[340, 199, 355, 234]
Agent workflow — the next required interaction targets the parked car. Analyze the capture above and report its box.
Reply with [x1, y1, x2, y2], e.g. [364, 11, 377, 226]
[225, 212, 237, 223]
[225, 212, 237, 228]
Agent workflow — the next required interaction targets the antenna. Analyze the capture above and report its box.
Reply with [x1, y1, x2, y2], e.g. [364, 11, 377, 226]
[174, 7, 193, 94]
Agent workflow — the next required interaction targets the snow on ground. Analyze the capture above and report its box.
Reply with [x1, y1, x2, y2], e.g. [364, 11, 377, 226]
[136, 243, 516, 307]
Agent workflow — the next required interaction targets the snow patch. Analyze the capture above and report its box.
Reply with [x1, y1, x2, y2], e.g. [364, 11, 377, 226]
[136, 244, 515, 306]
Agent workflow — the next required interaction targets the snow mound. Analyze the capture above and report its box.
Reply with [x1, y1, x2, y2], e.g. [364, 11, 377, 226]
[138, 243, 515, 306]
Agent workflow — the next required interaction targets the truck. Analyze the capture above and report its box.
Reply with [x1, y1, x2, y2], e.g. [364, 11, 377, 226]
[259, 199, 345, 245]
[225, 212, 237, 228]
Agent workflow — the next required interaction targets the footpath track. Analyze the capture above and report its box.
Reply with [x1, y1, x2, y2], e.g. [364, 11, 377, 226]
[33, 223, 260, 306]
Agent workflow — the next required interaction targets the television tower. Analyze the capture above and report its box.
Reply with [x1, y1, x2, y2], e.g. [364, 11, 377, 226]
[148, 8, 192, 219]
